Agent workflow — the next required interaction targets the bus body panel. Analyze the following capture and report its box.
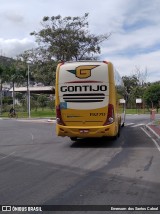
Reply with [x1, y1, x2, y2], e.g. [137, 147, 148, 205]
[55, 61, 125, 138]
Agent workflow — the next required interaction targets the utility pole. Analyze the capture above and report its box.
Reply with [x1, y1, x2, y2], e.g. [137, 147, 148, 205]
[27, 64, 30, 118]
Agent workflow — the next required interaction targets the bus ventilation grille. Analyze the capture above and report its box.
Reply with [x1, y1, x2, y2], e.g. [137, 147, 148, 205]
[63, 93, 105, 103]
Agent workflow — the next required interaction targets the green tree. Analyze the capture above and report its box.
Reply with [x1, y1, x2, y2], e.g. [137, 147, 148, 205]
[30, 13, 111, 61]
[122, 68, 149, 109]
[0, 64, 4, 114]
[2, 96, 13, 105]
[29, 94, 39, 111]
[122, 75, 139, 108]
[144, 83, 160, 112]
[18, 49, 53, 86]
[0, 64, 9, 114]
[122, 75, 139, 94]
[33, 59, 57, 85]
[7, 61, 27, 108]
[18, 14, 111, 86]
[37, 94, 48, 110]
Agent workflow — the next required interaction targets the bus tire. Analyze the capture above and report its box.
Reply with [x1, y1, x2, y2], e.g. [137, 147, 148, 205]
[117, 125, 121, 137]
[114, 125, 120, 139]
[70, 137, 77, 141]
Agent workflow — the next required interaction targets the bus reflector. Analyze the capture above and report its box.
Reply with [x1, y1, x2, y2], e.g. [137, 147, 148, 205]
[103, 104, 114, 125]
[56, 105, 65, 125]
[59, 61, 64, 66]
[103, 61, 108, 64]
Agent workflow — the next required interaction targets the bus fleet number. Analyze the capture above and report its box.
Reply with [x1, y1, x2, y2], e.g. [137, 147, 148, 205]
[90, 113, 106, 116]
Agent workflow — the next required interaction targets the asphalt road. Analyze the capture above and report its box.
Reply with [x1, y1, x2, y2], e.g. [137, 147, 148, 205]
[0, 115, 160, 213]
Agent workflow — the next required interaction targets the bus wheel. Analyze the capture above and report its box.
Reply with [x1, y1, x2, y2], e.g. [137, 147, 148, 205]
[117, 125, 121, 137]
[121, 122, 124, 127]
[70, 137, 77, 141]
[114, 125, 120, 139]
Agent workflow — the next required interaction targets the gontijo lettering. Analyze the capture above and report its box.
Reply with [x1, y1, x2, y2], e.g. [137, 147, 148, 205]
[60, 85, 107, 92]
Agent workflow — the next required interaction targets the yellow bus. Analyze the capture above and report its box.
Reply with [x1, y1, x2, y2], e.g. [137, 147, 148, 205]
[55, 61, 126, 141]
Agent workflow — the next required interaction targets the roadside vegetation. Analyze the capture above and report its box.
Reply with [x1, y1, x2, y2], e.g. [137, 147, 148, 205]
[123, 69, 160, 113]
[1, 107, 158, 119]
[1, 107, 55, 118]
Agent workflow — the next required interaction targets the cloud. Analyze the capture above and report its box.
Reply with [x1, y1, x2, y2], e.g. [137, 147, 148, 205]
[102, 23, 160, 58]
[97, 0, 160, 82]
[3, 11, 24, 23]
[0, 38, 36, 57]
[104, 50, 160, 82]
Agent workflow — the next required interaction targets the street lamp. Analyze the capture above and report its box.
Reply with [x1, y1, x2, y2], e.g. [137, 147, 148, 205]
[27, 64, 31, 118]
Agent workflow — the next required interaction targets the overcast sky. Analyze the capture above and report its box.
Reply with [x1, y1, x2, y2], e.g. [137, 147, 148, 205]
[0, 0, 160, 82]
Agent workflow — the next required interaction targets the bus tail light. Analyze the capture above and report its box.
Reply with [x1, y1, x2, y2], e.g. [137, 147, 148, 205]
[56, 105, 65, 126]
[103, 104, 114, 125]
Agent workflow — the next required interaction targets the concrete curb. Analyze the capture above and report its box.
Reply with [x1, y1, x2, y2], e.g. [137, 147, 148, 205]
[0, 117, 56, 123]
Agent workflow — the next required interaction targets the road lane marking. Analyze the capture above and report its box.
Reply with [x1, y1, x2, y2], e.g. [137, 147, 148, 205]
[125, 123, 135, 126]
[18, 119, 56, 123]
[141, 127, 160, 152]
[15, 159, 40, 166]
[146, 124, 160, 140]
[131, 124, 145, 127]
[141, 127, 152, 138]
[125, 123, 145, 127]
[31, 133, 34, 141]
[152, 139, 160, 152]
[0, 152, 15, 161]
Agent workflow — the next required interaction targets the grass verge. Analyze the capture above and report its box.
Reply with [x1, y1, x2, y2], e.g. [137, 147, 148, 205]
[1, 108, 56, 118]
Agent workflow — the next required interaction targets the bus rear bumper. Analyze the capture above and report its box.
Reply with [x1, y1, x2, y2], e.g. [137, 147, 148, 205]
[56, 124, 117, 138]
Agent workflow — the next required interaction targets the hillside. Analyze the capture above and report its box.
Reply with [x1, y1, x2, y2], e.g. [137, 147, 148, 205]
[0, 56, 14, 66]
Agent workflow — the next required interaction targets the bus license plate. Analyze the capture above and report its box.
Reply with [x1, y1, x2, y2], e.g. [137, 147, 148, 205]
[79, 129, 89, 133]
